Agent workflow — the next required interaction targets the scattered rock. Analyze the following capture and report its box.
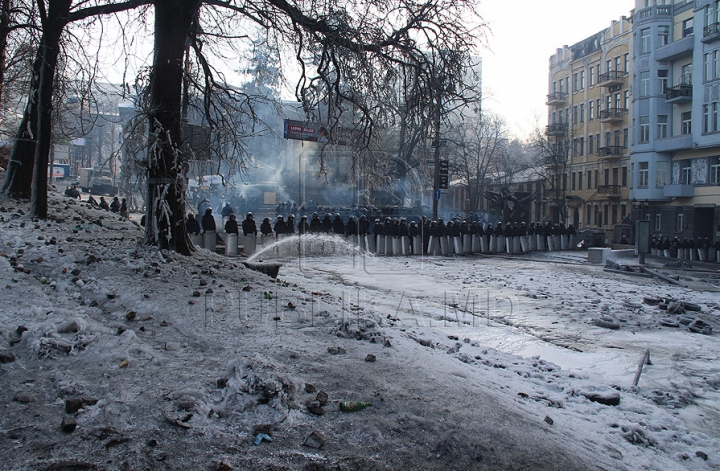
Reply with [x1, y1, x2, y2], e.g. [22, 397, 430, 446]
[107, 292, 117, 299]
[365, 354, 376, 362]
[242, 285, 252, 291]
[303, 430, 326, 449]
[119, 360, 129, 368]
[89, 300, 99, 307]
[192, 291, 201, 297]
[65, 398, 84, 413]
[16, 325, 28, 336]
[117, 326, 127, 335]
[0, 350, 16, 363]
[216, 378, 228, 389]
[696, 451, 708, 461]
[383, 339, 392, 348]
[688, 320, 712, 335]
[306, 401, 324, 415]
[61, 416, 77, 433]
[580, 388, 620, 406]
[287, 301, 296, 310]
[126, 311, 137, 321]
[336, 346, 346, 354]
[13, 392, 35, 404]
[305, 383, 316, 393]
[667, 302, 685, 315]
[592, 317, 620, 330]
[315, 391, 329, 406]
[160, 320, 169, 326]
[327, 347, 338, 355]
[71, 268, 82, 277]
[659, 319, 680, 328]
[217, 462, 233, 471]
[82, 397, 98, 406]
[544, 416, 554, 425]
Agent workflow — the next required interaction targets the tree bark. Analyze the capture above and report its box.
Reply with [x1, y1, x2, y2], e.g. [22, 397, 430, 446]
[1, 45, 42, 198]
[144, 0, 199, 254]
[30, 0, 72, 218]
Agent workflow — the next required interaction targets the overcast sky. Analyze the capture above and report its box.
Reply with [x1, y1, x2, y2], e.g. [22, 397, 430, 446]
[477, 0, 635, 138]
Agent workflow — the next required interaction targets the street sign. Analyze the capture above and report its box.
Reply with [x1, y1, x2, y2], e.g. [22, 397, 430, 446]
[438, 159, 449, 190]
[434, 189, 441, 200]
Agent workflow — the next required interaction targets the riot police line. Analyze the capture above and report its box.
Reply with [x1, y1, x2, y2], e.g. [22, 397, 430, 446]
[648, 235, 720, 264]
[188, 210, 587, 257]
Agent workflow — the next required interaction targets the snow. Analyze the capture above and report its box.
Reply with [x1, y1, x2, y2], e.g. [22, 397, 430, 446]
[0, 178, 719, 470]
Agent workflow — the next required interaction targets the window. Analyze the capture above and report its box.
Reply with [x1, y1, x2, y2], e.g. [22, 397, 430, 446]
[586, 206, 591, 225]
[596, 65, 601, 82]
[624, 53, 630, 73]
[606, 131, 611, 146]
[589, 101, 594, 120]
[579, 137, 584, 156]
[614, 130, 621, 147]
[580, 70, 585, 89]
[622, 167, 628, 187]
[658, 115, 668, 138]
[587, 171, 592, 189]
[704, 104, 710, 132]
[658, 70, 669, 93]
[604, 168, 610, 185]
[612, 204, 618, 225]
[623, 128, 629, 148]
[573, 105, 578, 124]
[580, 103, 585, 123]
[683, 18, 694, 37]
[714, 103, 719, 132]
[595, 169, 598, 188]
[573, 73, 578, 92]
[589, 67, 595, 86]
[682, 164, 691, 184]
[640, 71, 650, 96]
[682, 111, 692, 134]
[588, 135, 594, 154]
[641, 28, 651, 53]
[578, 171, 583, 190]
[614, 93, 621, 110]
[658, 25, 669, 46]
[639, 162, 649, 187]
[614, 56, 621, 72]
[677, 214, 684, 232]
[612, 168, 619, 186]
[682, 64, 693, 84]
[623, 90, 630, 109]
[565, 77, 570, 94]
[571, 172, 576, 190]
[710, 160, 720, 183]
[704, 51, 718, 81]
[655, 214, 661, 232]
[621, 205, 627, 221]
[656, 161, 667, 188]
[640, 116, 650, 142]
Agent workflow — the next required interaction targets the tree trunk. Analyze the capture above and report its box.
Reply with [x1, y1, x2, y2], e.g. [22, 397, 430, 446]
[1, 46, 43, 198]
[31, 0, 71, 218]
[144, 0, 199, 254]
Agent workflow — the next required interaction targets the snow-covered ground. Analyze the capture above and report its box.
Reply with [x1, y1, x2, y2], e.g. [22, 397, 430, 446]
[1, 177, 719, 470]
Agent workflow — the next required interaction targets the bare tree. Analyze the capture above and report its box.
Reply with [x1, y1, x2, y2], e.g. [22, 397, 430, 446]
[139, 0, 483, 253]
[529, 120, 576, 223]
[446, 110, 504, 213]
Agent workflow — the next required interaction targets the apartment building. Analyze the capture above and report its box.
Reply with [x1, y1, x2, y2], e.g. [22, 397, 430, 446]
[547, 17, 633, 241]
[631, 0, 720, 241]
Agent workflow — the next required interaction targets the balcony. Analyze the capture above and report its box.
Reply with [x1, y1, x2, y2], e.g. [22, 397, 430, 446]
[545, 123, 568, 137]
[597, 146, 624, 160]
[663, 184, 694, 198]
[598, 108, 628, 123]
[655, 134, 692, 152]
[703, 22, 720, 43]
[597, 70, 627, 87]
[655, 35, 694, 61]
[597, 185, 622, 198]
[546, 92, 568, 106]
[665, 84, 692, 103]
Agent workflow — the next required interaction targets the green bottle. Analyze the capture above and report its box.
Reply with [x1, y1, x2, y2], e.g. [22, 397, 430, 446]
[339, 401, 372, 412]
